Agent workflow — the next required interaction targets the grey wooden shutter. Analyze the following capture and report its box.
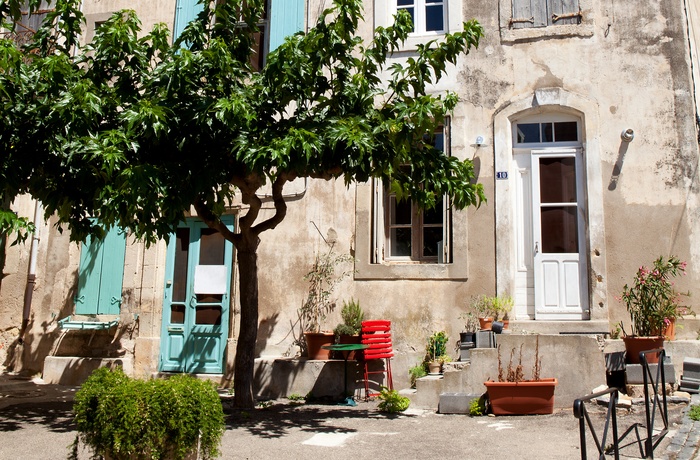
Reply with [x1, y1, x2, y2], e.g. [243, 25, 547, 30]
[548, 0, 581, 26]
[511, 0, 580, 29]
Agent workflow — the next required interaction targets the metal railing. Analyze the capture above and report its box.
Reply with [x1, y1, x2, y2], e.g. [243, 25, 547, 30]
[573, 348, 668, 459]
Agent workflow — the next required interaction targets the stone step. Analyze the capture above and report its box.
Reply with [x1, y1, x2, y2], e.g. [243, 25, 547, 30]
[682, 357, 700, 381]
[438, 392, 480, 414]
[625, 362, 676, 384]
[412, 374, 444, 410]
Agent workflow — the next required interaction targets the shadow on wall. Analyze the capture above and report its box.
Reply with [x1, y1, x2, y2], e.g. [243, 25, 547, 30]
[608, 136, 632, 191]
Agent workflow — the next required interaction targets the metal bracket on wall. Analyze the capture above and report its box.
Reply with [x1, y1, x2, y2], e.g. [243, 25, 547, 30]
[509, 16, 534, 27]
[552, 10, 583, 22]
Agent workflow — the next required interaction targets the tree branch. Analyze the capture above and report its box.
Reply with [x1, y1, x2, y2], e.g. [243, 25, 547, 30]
[193, 198, 239, 245]
[251, 174, 288, 235]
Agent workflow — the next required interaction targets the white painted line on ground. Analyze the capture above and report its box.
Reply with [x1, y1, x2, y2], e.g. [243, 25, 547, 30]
[302, 432, 357, 447]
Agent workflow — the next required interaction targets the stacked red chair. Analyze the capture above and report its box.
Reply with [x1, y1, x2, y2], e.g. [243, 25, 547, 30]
[360, 320, 394, 400]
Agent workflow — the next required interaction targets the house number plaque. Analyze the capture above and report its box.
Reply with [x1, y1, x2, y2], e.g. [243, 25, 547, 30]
[496, 171, 509, 180]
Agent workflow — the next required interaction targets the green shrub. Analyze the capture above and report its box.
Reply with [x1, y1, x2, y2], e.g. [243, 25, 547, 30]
[408, 364, 427, 388]
[689, 404, 700, 421]
[73, 367, 224, 460]
[377, 387, 410, 413]
[469, 396, 487, 416]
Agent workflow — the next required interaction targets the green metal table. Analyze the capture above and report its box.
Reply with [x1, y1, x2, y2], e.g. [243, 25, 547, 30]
[321, 343, 369, 406]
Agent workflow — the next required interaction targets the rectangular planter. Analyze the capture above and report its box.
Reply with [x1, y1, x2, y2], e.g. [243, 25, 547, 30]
[484, 378, 558, 415]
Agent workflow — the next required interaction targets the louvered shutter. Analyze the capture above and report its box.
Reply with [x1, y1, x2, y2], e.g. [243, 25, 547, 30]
[173, 0, 205, 43]
[269, 0, 304, 52]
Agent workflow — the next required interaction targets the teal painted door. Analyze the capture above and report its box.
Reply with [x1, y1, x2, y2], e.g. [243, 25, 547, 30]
[160, 217, 234, 373]
[75, 226, 127, 315]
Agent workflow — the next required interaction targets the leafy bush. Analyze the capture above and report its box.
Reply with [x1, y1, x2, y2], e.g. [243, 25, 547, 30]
[408, 364, 427, 388]
[689, 404, 700, 421]
[469, 396, 486, 416]
[333, 298, 364, 337]
[377, 387, 410, 413]
[73, 367, 224, 460]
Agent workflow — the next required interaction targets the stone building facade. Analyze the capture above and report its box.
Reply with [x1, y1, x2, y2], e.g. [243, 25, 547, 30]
[1, 0, 699, 391]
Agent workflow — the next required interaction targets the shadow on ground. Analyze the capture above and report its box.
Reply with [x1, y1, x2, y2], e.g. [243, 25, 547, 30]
[0, 401, 75, 433]
[224, 400, 414, 439]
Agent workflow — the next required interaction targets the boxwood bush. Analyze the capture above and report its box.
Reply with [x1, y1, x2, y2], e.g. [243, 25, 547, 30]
[72, 367, 224, 459]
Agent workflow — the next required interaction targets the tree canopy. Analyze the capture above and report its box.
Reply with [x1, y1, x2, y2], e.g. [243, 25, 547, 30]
[0, 0, 485, 407]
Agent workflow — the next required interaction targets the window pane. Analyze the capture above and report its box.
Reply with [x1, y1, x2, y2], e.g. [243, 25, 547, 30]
[433, 132, 444, 151]
[251, 28, 265, 72]
[425, 5, 444, 31]
[199, 228, 225, 265]
[516, 123, 540, 143]
[391, 228, 412, 257]
[539, 157, 577, 203]
[541, 206, 578, 253]
[397, 0, 414, 5]
[391, 197, 412, 225]
[197, 294, 223, 303]
[422, 227, 443, 257]
[196, 306, 222, 325]
[170, 304, 185, 324]
[541, 122, 553, 142]
[172, 228, 190, 303]
[554, 122, 578, 141]
[423, 198, 443, 224]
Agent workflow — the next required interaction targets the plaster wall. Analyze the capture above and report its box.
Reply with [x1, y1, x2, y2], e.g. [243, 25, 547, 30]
[2, 0, 699, 385]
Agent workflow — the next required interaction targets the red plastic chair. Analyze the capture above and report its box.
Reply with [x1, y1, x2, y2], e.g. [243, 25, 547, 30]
[360, 320, 394, 400]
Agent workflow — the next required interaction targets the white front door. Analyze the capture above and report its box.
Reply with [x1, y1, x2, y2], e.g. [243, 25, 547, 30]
[530, 149, 588, 319]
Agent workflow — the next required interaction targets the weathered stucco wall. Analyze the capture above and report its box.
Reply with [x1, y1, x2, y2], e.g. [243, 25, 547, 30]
[1, 0, 699, 388]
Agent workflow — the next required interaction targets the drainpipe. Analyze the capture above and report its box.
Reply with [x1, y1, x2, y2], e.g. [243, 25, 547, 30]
[18, 200, 42, 344]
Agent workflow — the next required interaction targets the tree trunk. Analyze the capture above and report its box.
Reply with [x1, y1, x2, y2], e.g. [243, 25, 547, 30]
[233, 244, 259, 409]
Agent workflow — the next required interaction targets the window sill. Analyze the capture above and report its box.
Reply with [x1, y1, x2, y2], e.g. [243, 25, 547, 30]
[354, 260, 467, 280]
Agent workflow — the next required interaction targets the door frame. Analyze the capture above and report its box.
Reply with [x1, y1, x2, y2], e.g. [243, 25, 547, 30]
[159, 216, 235, 374]
[493, 88, 608, 323]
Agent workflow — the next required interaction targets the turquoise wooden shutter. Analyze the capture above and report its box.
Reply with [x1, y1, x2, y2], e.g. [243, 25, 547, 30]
[173, 0, 205, 43]
[269, 0, 304, 52]
[75, 227, 127, 315]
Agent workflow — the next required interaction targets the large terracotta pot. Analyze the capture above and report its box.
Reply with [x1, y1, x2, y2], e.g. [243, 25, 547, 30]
[304, 331, 335, 359]
[484, 378, 558, 415]
[622, 336, 664, 364]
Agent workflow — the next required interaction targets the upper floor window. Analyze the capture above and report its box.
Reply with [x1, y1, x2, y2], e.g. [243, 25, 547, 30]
[173, 0, 303, 70]
[509, 0, 581, 29]
[397, 0, 446, 35]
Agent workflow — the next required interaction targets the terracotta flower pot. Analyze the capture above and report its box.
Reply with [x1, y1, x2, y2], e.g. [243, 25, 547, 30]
[484, 378, 558, 415]
[478, 317, 494, 330]
[336, 333, 362, 360]
[622, 335, 664, 364]
[304, 331, 335, 359]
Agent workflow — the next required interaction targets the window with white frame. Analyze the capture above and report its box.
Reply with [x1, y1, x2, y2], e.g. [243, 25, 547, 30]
[396, 0, 447, 35]
[373, 124, 451, 264]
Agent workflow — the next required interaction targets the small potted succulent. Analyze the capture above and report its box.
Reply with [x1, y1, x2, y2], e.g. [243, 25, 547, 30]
[332, 298, 364, 359]
[424, 331, 450, 374]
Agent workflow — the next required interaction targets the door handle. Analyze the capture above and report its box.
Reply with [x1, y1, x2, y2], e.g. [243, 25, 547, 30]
[190, 295, 197, 307]
[534, 242, 539, 255]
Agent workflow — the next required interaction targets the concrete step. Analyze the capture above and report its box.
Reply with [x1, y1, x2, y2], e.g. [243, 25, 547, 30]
[412, 374, 443, 410]
[625, 362, 676, 384]
[438, 392, 480, 414]
[682, 358, 700, 381]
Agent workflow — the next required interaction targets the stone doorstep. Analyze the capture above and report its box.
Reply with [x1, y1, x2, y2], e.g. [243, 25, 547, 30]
[625, 362, 676, 384]
[679, 378, 700, 389]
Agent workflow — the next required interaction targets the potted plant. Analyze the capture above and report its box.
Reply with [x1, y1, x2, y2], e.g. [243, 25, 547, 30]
[484, 336, 558, 415]
[459, 311, 480, 345]
[492, 294, 513, 330]
[332, 298, 364, 359]
[470, 295, 496, 330]
[424, 331, 450, 374]
[299, 246, 354, 359]
[619, 255, 691, 363]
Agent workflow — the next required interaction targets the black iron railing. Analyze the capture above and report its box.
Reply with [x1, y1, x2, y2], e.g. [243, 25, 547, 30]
[573, 348, 668, 459]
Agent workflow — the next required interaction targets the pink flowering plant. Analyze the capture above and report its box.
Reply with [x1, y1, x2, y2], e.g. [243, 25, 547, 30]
[621, 255, 691, 337]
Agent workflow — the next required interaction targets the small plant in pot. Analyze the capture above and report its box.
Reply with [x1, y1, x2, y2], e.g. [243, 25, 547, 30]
[298, 245, 354, 359]
[332, 298, 364, 359]
[424, 331, 450, 374]
[459, 311, 480, 344]
[619, 255, 692, 363]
